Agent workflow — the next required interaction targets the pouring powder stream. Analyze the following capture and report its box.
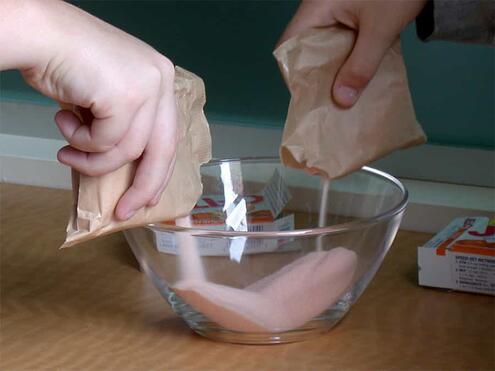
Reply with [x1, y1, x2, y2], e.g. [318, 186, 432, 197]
[172, 179, 357, 332]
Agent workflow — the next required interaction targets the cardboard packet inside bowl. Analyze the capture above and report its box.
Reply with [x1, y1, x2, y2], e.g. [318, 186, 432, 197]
[153, 167, 297, 257]
[153, 194, 296, 256]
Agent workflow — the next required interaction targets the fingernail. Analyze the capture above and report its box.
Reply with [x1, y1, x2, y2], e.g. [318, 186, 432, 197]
[335, 84, 359, 107]
[57, 148, 69, 163]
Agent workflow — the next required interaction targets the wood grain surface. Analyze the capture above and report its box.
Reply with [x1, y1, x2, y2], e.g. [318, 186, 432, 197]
[1, 183, 494, 370]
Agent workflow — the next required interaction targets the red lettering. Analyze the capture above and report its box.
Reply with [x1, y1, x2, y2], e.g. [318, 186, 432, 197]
[246, 195, 263, 204]
[194, 197, 224, 209]
[469, 225, 495, 237]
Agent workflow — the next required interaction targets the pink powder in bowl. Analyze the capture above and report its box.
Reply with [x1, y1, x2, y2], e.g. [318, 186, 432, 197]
[172, 235, 357, 333]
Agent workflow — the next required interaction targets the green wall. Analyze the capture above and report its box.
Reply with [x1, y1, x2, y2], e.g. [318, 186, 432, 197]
[1, 1, 493, 149]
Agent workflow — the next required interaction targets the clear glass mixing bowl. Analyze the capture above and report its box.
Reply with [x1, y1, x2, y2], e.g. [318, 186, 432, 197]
[124, 158, 408, 344]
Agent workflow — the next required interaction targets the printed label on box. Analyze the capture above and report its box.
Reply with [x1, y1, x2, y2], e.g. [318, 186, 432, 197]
[418, 216, 495, 295]
[451, 253, 495, 294]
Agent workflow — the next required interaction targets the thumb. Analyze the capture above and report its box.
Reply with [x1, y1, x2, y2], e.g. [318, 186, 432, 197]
[333, 28, 396, 108]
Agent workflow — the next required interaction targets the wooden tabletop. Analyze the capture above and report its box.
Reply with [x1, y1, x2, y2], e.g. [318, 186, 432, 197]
[1, 183, 493, 370]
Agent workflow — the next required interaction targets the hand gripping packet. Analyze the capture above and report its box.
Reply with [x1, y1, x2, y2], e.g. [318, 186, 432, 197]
[62, 67, 212, 248]
[274, 28, 426, 179]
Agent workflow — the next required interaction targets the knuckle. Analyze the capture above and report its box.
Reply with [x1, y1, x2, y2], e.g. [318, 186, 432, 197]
[139, 64, 166, 95]
[158, 57, 175, 82]
[90, 142, 114, 153]
[144, 65, 163, 89]
[123, 144, 144, 162]
[119, 88, 143, 108]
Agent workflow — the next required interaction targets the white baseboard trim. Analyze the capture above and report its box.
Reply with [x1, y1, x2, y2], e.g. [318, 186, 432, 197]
[2, 99, 494, 187]
[1, 133, 493, 234]
[0, 155, 71, 190]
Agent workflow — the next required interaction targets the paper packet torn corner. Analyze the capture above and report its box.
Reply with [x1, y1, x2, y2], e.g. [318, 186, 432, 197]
[61, 66, 212, 248]
[273, 27, 427, 179]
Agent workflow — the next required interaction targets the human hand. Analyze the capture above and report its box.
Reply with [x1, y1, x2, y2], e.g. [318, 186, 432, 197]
[4, 0, 177, 220]
[279, 0, 427, 108]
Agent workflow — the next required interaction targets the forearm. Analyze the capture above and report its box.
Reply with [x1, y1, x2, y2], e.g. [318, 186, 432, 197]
[416, 0, 495, 45]
[0, 0, 60, 71]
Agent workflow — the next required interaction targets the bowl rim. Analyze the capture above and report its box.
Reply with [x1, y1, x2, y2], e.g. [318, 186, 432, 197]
[148, 157, 409, 238]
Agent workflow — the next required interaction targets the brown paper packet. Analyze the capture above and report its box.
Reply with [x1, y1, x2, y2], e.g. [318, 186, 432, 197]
[61, 66, 211, 248]
[274, 27, 426, 179]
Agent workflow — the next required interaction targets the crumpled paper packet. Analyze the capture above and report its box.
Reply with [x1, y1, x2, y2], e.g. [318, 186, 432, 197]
[62, 67, 211, 248]
[274, 27, 426, 179]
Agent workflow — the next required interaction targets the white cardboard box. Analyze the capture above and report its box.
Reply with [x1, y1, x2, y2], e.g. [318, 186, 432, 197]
[153, 191, 297, 258]
[418, 216, 495, 295]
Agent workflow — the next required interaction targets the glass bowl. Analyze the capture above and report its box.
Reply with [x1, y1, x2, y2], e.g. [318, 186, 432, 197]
[124, 157, 407, 344]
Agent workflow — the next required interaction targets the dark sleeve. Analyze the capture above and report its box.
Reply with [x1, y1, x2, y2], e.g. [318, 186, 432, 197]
[416, 0, 495, 46]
